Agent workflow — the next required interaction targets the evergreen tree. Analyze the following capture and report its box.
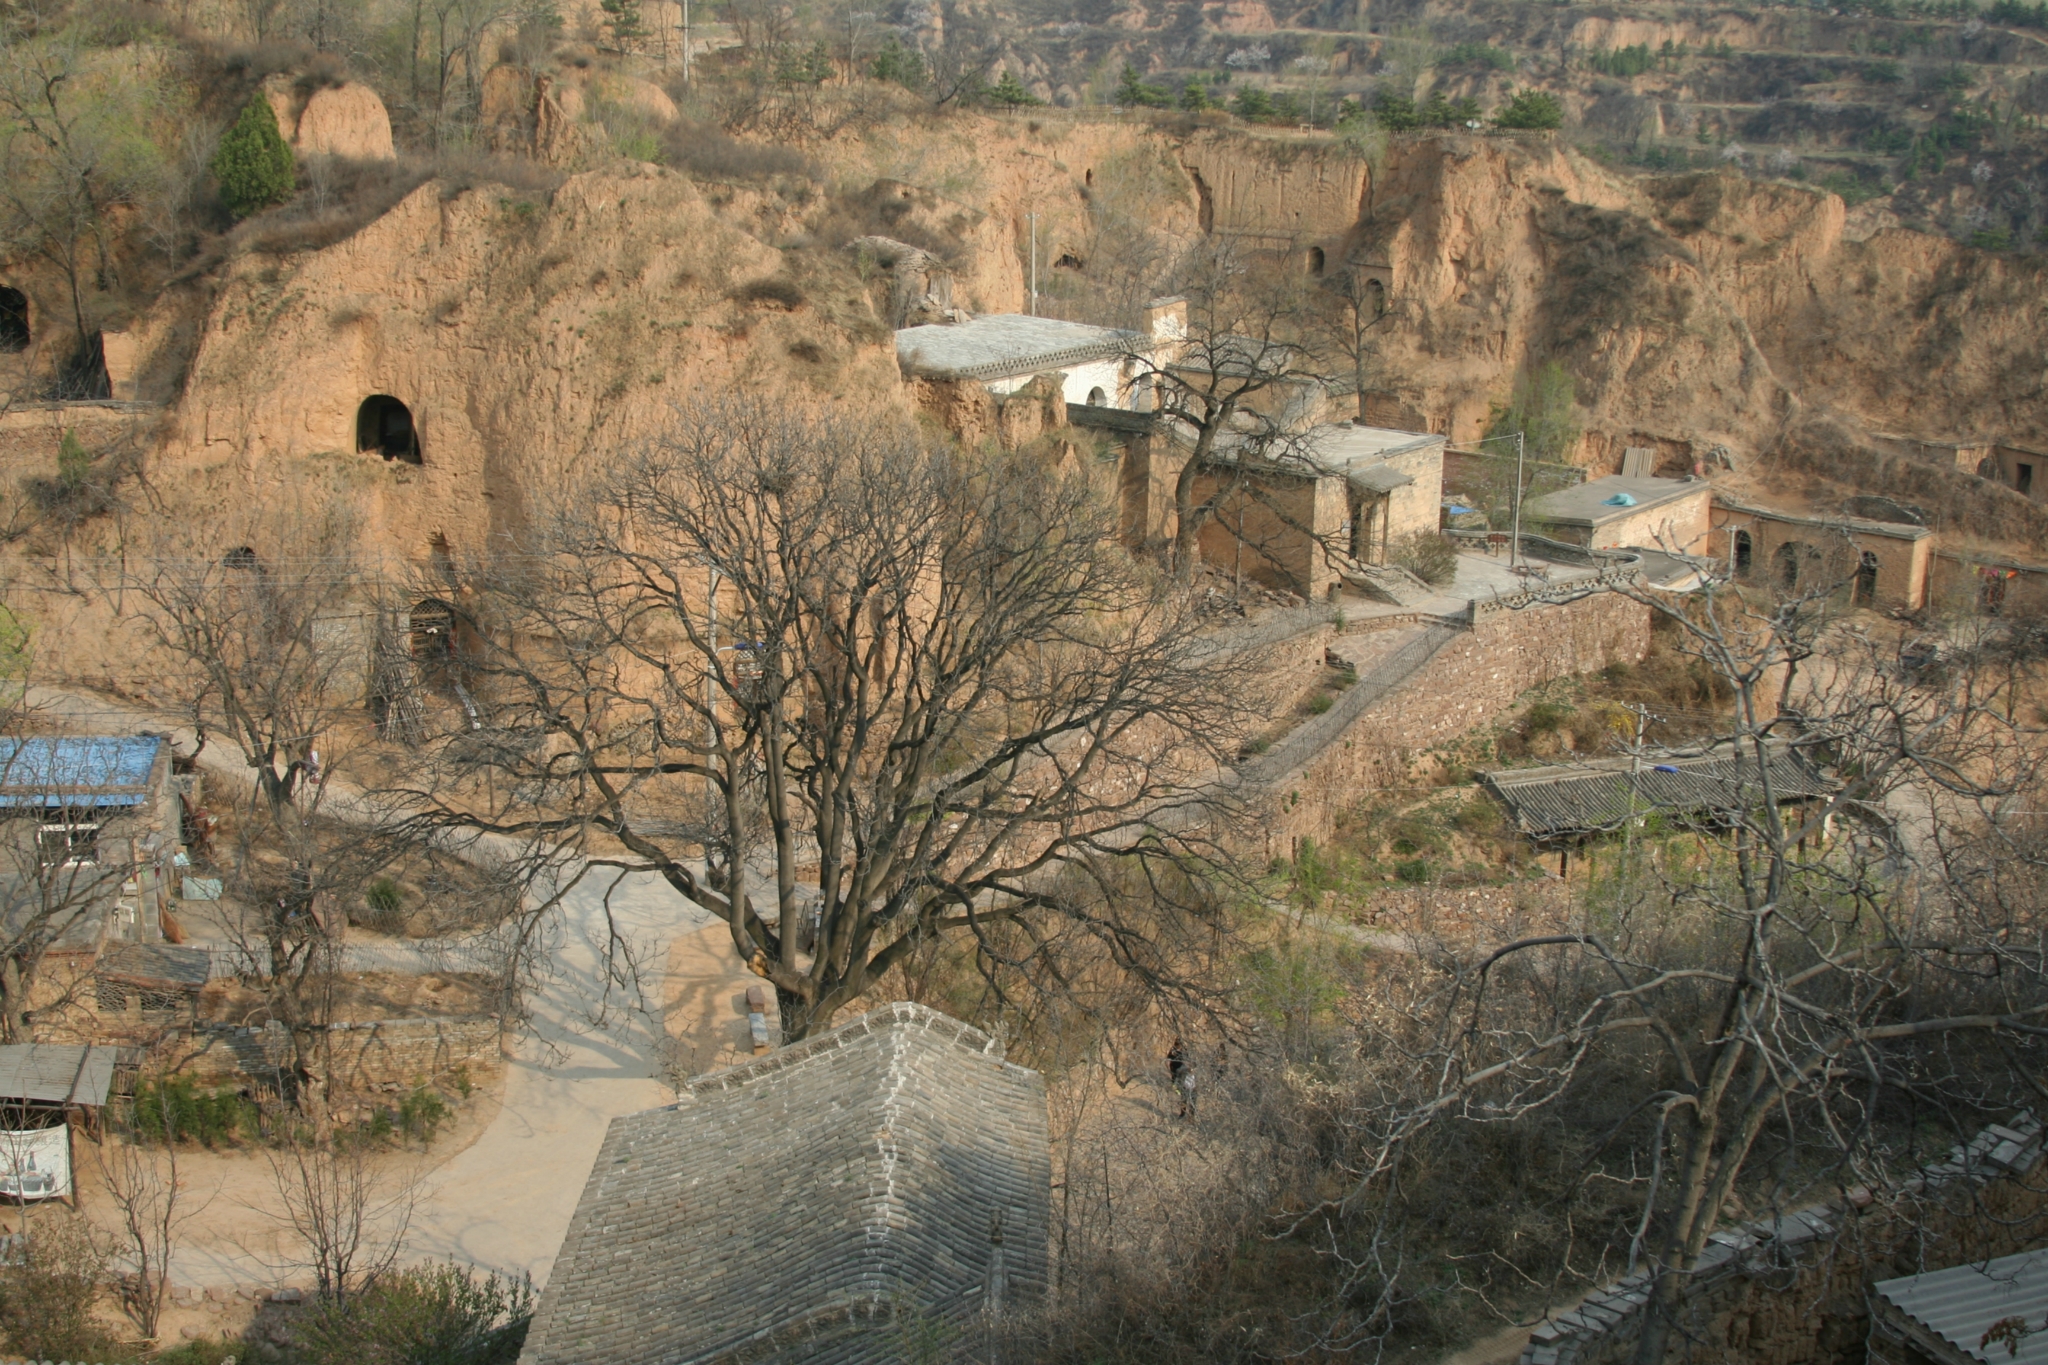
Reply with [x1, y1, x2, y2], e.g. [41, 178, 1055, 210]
[600, 0, 646, 48]
[1493, 87, 1564, 130]
[211, 97, 296, 221]
[988, 70, 1040, 106]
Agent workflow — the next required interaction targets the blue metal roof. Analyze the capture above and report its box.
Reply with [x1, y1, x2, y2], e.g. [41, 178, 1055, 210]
[0, 736, 164, 807]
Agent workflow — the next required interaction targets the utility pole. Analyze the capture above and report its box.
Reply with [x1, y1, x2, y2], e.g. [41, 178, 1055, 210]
[682, 0, 692, 86]
[1027, 212, 1038, 316]
[1508, 428, 1526, 571]
[1621, 702, 1657, 865]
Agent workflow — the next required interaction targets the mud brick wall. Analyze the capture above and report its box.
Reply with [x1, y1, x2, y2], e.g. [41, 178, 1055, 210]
[1522, 1115, 2048, 1365]
[1265, 590, 1653, 850]
[162, 1016, 502, 1094]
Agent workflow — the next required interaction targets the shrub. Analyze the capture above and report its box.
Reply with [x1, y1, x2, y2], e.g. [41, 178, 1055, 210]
[291, 1263, 533, 1365]
[1439, 42, 1515, 70]
[399, 1084, 451, 1142]
[1306, 692, 1334, 715]
[365, 875, 404, 923]
[1393, 530, 1460, 586]
[1523, 700, 1575, 735]
[1587, 44, 1655, 77]
[132, 1076, 257, 1146]
[153, 1338, 240, 1365]
[0, 1216, 121, 1363]
[1393, 856, 1432, 883]
[1493, 88, 1564, 131]
[1863, 58, 1904, 82]
[1486, 359, 1580, 462]
[1969, 227, 2013, 250]
[212, 96, 297, 220]
[1231, 85, 1274, 120]
[660, 122, 819, 181]
[987, 70, 1039, 107]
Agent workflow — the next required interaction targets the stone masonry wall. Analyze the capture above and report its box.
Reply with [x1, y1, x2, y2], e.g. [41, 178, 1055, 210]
[1259, 589, 1653, 851]
[1520, 1114, 2048, 1365]
[160, 1016, 502, 1094]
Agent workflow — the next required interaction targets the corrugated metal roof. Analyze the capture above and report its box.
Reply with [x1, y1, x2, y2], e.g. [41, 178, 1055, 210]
[0, 735, 164, 807]
[1874, 1250, 2048, 1365]
[0, 1044, 117, 1106]
[99, 944, 212, 989]
[1481, 740, 1835, 839]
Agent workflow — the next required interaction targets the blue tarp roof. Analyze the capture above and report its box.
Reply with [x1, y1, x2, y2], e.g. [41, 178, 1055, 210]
[0, 736, 164, 807]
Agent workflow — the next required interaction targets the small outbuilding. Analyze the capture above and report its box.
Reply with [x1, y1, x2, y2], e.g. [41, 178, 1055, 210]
[1522, 475, 1714, 554]
[521, 1001, 1051, 1365]
[1869, 1249, 2048, 1365]
[0, 1043, 119, 1200]
[1480, 740, 1836, 844]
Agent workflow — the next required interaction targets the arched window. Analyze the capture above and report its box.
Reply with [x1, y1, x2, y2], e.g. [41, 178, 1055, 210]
[1855, 550, 1880, 605]
[1086, 386, 1107, 407]
[1364, 277, 1387, 319]
[0, 287, 27, 353]
[1775, 542, 1803, 591]
[1053, 253, 1084, 270]
[1732, 529, 1752, 578]
[356, 395, 421, 464]
[1307, 246, 1326, 276]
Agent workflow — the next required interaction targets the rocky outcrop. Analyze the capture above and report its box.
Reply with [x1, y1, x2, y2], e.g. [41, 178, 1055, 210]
[262, 78, 396, 160]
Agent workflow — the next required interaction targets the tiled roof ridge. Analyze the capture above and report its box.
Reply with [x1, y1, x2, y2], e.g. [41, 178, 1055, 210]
[1515, 1111, 2045, 1365]
[674, 999, 1005, 1099]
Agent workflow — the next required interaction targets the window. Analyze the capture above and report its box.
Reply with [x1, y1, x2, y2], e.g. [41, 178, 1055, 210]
[1855, 551, 1880, 605]
[39, 820, 99, 867]
[1307, 246, 1326, 275]
[1086, 386, 1107, 407]
[1732, 529, 1753, 578]
[0, 287, 26, 353]
[2018, 462, 2034, 497]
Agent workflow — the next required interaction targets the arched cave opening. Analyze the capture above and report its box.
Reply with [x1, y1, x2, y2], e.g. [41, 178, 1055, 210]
[1086, 386, 1107, 407]
[1307, 246, 1326, 276]
[1732, 530, 1752, 579]
[0, 288, 27, 353]
[1775, 542, 1804, 591]
[356, 395, 422, 464]
[1053, 253, 1084, 270]
[223, 546, 262, 572]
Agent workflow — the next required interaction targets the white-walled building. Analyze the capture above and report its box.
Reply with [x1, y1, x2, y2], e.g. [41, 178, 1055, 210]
[894, 299, 1185, 411]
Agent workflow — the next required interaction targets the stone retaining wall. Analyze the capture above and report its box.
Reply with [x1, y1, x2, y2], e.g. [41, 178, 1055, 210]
[1257, 588, 1653, 851]
[1519, 1114, 2048, 1365]
[159, 1015, 502, 1094]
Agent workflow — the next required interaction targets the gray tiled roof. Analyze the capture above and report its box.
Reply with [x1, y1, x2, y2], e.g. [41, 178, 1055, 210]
[1873, 1250, 2048, 1365]
[99, 943, 212, 989]
[519, 1001, 1051, 1365]
[896, 314, 1135, 381]
[1481, 740, 1835, 840]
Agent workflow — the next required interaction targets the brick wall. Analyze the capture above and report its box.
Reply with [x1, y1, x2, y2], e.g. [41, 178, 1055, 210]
[1256, 589, 1654, 849]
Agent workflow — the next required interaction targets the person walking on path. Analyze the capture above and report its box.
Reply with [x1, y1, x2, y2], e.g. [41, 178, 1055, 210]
[1168, 1038, 1196, 1118]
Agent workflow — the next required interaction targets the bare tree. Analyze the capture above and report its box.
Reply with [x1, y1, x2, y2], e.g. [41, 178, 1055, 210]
[1288, 573, 2048, 1360]
[0, 15, 170, 395]
[266, 1125, 418, 1302]
[97, 1101, 209, 1341]
[1113, 237, 1330, 572]
[1312, 259, 1393, 424]
[394, 399, 1258, 1041]
[109, 516, 380, 1098]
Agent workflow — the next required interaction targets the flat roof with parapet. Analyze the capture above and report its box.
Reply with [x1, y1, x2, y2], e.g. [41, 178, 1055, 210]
[895, 314, 1137, 382]
[1524, 475, 1710, 529]
[1307, 422, 1447, 464]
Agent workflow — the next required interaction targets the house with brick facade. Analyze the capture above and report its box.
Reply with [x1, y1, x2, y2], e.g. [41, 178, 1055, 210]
[520, 1001, 1051, 1365]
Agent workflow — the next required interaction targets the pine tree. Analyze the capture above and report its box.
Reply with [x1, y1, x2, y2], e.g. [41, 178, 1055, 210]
[211, 97, 296, 221]
[600, 0, 646, 49]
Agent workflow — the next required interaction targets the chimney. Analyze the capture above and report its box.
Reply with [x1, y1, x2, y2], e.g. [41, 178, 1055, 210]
[1144, 296, 1187, 342]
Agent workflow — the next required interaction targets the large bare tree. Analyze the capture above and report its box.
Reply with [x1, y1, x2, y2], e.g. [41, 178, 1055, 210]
[396, 399, 1257, 1041]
